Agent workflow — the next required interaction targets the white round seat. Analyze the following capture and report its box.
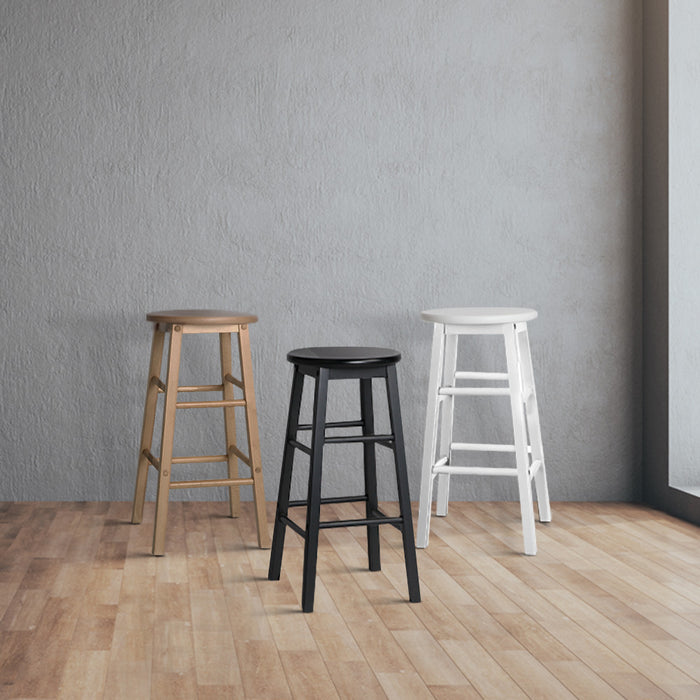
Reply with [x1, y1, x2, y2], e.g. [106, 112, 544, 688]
[420, 307, 538, 325]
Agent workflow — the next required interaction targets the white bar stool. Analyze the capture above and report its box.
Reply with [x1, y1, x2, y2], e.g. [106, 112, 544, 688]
[416, 307, 551, 555]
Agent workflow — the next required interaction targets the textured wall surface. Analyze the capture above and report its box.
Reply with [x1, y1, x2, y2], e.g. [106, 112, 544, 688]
[1, 1, 642, 503]
[669, 0, 700, 494]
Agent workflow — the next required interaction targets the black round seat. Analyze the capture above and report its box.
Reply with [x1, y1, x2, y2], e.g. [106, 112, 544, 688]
[287, 346, 401, 367]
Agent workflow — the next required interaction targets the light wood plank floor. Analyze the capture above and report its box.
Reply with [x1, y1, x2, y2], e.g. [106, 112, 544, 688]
[1, 500, 699, 699]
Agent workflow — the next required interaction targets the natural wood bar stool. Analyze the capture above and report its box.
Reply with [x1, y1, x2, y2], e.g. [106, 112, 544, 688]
[416, 308, 551, 555]
[268, 347, 421, 612]
[131, 309, 270, 555]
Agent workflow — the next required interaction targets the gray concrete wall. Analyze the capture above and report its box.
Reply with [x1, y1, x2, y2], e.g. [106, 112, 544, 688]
[1, 1, 642, 503]
[669, 0, 700, 495]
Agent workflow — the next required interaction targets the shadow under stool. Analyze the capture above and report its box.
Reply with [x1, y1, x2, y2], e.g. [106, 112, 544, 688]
[416, 307, 551, 555]
[131, 309, 270, 555]
[268, 346, 421, 612]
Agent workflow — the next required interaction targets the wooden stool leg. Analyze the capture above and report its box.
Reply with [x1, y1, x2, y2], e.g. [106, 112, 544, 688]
[219, 332, 240, 519]
[302, 368, 329, 613]
[238, 324, 270, 548]
[417, 323, 444, 547]
[360, 377, 380, 571]
[436, 332, 458, 517]
[504, 324, 537, 555]
[132, 325, 165, 524]
[153, 325, 183, 556]
[517, 324, 551, 523]
[268, 367, 305, 581]
[386, 365, 421, 603]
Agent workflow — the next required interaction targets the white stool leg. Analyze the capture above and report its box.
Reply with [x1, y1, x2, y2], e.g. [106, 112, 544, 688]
[504, 323, 537, 555]
[517, 324, 551, 522]
[417, 323, 445, 548]
[436, 332, 458, 516]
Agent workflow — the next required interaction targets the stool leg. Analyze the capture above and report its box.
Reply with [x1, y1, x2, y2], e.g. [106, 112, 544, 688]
[219, 332, 240, 519]
[132, 325, 165, 524]
[517, 324, 551, 523]
[436, 332, 458, 517]
[268, 367, 305, 581]
[302, 367, 329, 613]
[153, 325, 183, 556]
[238, 325, 270, 548]
[386, 365, 421, 603]
[417, 323, 444, 547]
[504, 324, 537, 555]
[360, 377, 380, 571]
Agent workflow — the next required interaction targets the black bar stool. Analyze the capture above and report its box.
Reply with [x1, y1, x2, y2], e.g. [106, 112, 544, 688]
[268, 347, 421, 613]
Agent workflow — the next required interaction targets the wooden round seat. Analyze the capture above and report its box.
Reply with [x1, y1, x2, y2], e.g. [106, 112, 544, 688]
[146, 309, 258, 325]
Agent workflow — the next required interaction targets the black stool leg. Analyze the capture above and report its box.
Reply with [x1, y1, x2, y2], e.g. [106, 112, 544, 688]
[360, 377, 381, 571]
[268, 366, 305, 581]
[302, 367, 329, 613]
[385, 364, 421, 603]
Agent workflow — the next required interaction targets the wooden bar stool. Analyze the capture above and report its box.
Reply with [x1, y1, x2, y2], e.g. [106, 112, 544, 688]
[268, 347, 421, 612]
[416, 308, 551, 555]
[131, 309, 270, 555]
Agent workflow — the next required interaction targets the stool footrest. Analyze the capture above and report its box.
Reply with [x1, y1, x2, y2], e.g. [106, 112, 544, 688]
[297, 420, 364, 431]
[324, 434, 394, 444]
[177, 383, 224, 393]
[171, 454, 228, 464]
[176, 398, 246, 409]
[434, 465, 518, 476]
[224, 373, 244, 389]
[289, 439, 312, 456]
[439, 387, 511, 396]
[319, 513, 403, 530]
[288, 494, 367, 508]
[451, 442, 532, 454]
[169, 477, 255, 489]
[454, 371, 509, 381]
[279, 507, 403, 538]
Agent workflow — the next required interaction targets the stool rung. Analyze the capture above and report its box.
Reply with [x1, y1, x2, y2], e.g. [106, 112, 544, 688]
[288, 494, 367, 508]
[143, 449, 160, 469]
[176, 398, 246, 409]
[455, 371, 508, 381]
[319, 515, 403, 529]
[434, 465, 518, 476]
[451, 442, 532, 454]
[279, 510, 403, 537]
[529, 460, 543, 478]
[178, 384, 223, 393]
[228, 444, 252, 467]
[171, 454, 228, 464]
[151, 377, 166, 392]
[225, 373, 244, 390]
[297, 420, 364, 431]
[169, 477, 255, 489]
[324, 434, 394, 444]
[439, 387, 510, 396]
[289, 439, 312, 456]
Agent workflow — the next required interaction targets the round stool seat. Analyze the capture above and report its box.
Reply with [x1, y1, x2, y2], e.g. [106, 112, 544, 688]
[421, 307, 537, 325]
[287, 346, 401, 367]
[146, 309, 258, 325]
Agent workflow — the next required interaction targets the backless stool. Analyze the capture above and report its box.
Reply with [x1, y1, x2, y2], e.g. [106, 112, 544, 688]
[268, 347, 421, 612]
[131, 309, 270, 555]
[416, 308, 551, 555]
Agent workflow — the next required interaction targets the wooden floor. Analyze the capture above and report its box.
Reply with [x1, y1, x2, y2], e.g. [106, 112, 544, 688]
[1, 501, 699, 699]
